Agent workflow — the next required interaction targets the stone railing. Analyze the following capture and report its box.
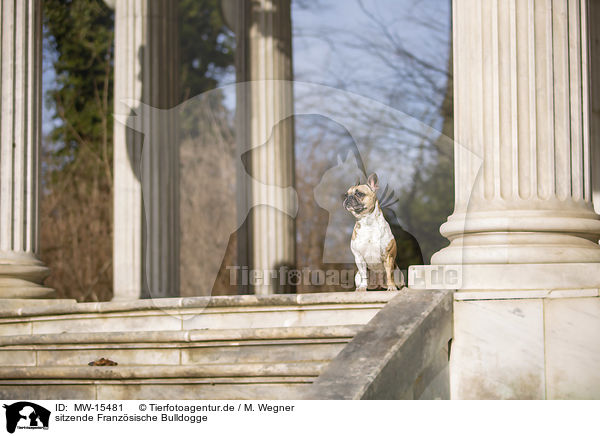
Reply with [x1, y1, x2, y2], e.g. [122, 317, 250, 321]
[301, 289, 453, 400]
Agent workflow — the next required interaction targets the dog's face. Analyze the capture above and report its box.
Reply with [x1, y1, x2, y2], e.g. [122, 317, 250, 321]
[343, 173, 379, 219]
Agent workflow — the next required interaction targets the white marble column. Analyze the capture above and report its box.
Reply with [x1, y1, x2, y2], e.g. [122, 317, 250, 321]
[410, 0, 600, 400]
[112, 0, 179, 300]
[0, 0, 53, 299]
[590, 0, 600, 214]
[224, 0, 296, 295]
[431, 0, 600, 273]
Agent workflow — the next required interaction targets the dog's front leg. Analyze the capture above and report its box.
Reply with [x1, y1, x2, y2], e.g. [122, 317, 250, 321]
[384, 238, 399, 291]
[384, 257, 398, 291]
[354, 255, 368, 292]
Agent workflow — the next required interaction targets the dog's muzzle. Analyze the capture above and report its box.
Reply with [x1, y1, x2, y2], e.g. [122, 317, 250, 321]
[343, 195, 364, 213]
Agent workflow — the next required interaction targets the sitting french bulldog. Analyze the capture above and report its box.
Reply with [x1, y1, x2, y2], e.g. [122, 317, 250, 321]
[343, 173, 404, 292]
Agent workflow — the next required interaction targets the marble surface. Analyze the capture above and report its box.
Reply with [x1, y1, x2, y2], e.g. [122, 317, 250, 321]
[451, 299, 546, 399]
[545, 297, 600, 399]
[451, 292, 600, 399]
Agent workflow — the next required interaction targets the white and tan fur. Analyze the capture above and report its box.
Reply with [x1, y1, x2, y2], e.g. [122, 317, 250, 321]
[344, 173, 403, 292]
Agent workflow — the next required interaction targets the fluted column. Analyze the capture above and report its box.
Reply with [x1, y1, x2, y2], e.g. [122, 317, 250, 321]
[432, 0, 600, 268]
[224, 0, 296, 295]
[590, 0, 600, 214]
[0, 0, 53, 299]
[112, 0, 179, 300]
[409, 0, 600, 401]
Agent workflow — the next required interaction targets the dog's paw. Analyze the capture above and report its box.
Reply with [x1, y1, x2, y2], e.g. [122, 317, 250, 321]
[356, 286, 367, 292]
[386, 285, 399, 292]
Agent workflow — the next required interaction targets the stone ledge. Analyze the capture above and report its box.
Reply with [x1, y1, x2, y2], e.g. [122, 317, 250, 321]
[0, 382, 310, 400]
[0, 340, 349, 367]
[409, 263, 600, 290]
[0, 299, 76, 311]
[0, 375, 316, 386]
[0, 362, 327, 380]
[453, 288, 599, 301]
[0, 325, 361, 346]
[0, 291, 397, 318]
[0, 377, 315, 385]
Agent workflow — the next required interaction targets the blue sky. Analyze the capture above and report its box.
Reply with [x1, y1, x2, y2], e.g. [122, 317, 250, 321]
[42, 0, 451, 156]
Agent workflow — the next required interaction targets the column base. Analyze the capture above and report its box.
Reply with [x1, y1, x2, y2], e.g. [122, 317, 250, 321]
[432, 208, 600, 265]
[0, 261, 54, 299]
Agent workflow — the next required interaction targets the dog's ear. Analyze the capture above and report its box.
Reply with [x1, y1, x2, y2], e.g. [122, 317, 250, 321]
[367, 173, 379, 192]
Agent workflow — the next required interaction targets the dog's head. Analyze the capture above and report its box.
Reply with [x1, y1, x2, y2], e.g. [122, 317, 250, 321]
[343, 173, 379, 219]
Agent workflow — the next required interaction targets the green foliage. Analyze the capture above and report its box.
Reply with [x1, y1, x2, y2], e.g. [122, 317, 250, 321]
[396, 150, 454, 263]
[43, 0, 114, 164]
[179, 0, 235, 101]
[41, 0, 114, 301]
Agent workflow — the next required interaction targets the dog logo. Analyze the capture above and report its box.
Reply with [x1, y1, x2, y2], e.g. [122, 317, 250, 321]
[2, 402, 50, 433]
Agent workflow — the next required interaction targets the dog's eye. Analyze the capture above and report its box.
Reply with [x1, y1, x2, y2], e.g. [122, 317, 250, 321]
[355, 191, 364, 198]
[342, 193, 349, 200]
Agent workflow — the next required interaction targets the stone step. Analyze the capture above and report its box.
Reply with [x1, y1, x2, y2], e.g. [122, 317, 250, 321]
[0, 292, 402, 400]
[0, 325, 360, 366]
[0, 292, 395, 336]
[0, 363, 325, 400]
[0, 362, 326, 379]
